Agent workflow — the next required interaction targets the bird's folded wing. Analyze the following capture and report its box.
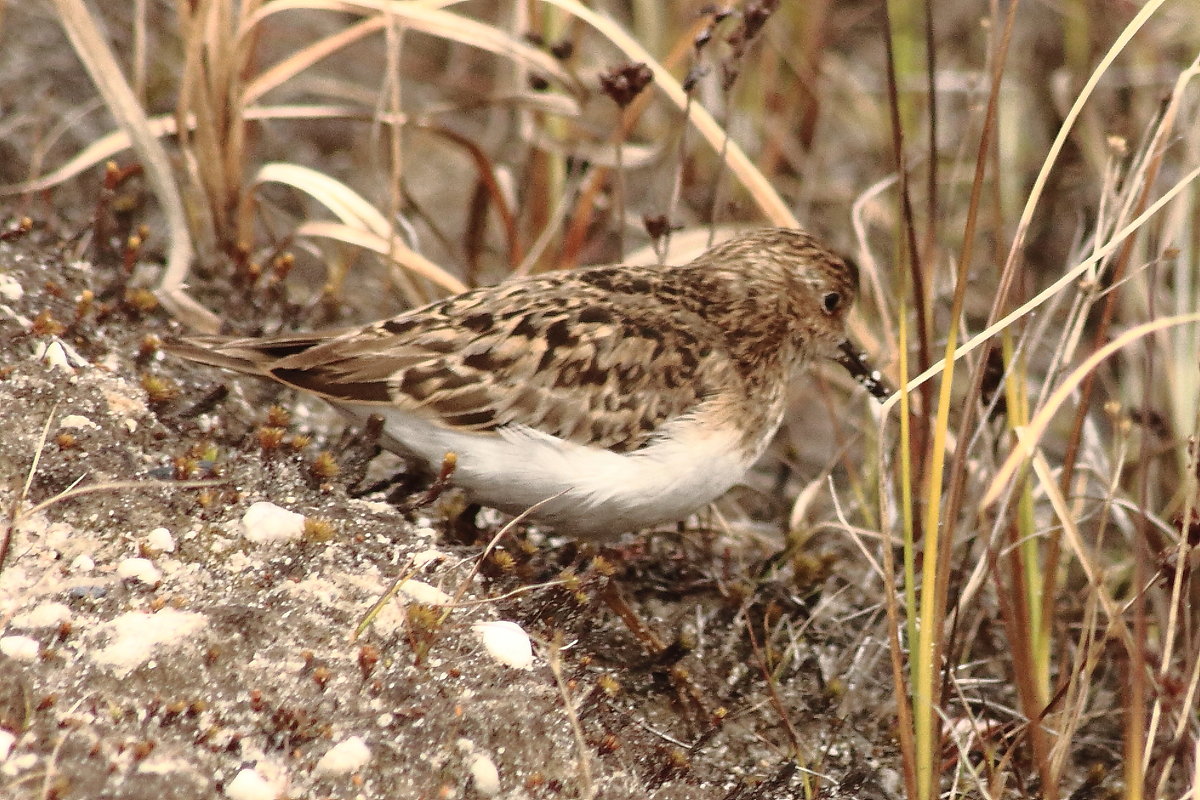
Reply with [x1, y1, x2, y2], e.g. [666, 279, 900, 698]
[173, 270, 730, 453]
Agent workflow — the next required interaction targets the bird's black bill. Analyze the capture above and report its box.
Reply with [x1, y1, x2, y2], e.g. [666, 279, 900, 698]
[835, 340, 891, 402]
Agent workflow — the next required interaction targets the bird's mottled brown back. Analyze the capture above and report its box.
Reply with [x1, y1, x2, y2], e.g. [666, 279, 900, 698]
[258, 268, 736, 452]
[172, 228, 859, 454]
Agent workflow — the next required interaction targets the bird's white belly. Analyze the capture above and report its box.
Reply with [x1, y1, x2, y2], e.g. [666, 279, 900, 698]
[351, 404, 771, 539]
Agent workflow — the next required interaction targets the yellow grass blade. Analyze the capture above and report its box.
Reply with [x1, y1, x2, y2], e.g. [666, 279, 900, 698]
[984, 312, 1200, 507]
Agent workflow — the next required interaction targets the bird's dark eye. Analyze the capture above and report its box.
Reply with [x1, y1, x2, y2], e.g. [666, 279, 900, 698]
[821, 291, 842, 314]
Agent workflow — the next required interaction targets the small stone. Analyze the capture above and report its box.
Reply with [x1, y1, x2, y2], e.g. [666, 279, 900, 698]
[93, 609, 208, 677]
[472, 620, 534, 669]
[0, 635, 39, 662]
[224, 767, 278, 800]
[33, 338, 88, 372]
[146, 527, 176, 553]
[314, 736, 371, 775]
[12, 602, 71, 629]
[37, 340, 74, 372]
[469, 752, 500, 795]
[0, 274, 22, 301]
[410, 548, 448, 568]
[455, 741, 501, 796]
[398, 579, 451, 606]
[117, 557, 162, 586]
[0, 729, 15, 761]
[241, 502, 306, 544]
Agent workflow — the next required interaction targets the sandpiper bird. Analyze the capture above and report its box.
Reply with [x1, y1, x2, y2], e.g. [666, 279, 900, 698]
[169, 228, 887, 539]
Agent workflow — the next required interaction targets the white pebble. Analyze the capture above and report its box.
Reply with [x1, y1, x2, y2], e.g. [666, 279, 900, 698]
[224, 767, 278, 800]
[472, 620, 534, 670]
[4, 752, 37, 774]
[37, 340, 73, 372]
[467, 751, 500, 795]
[58, 414, 98, 430]
[0, 635, 39, 662]
[117, 557, 162, 586]
[70, 554, 95, 573]
[314, 736, 371, 775]
[93, 609, 208, 677]
[12, 602, 71, 628]
[410, 548, 448, 568]
[241, 502, 306, 544]
[0, 273, 22, 301]
[0, 729, 14, 761]
[146, 527, 176, 553]
[33, 339, 88, 372]
[398, 579, 451, 606]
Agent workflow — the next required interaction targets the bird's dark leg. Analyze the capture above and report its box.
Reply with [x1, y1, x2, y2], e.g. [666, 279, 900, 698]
[339, 414, 385, 496]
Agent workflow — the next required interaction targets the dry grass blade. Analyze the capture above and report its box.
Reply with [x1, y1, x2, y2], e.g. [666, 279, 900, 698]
[983, 311, 1200, 507]
[254, 163, 468, 296]
[50, 0, 218, 333]
[0, 404, 58, 577]
[245, 0, 580, 95]
[1024, 444, 1132, 647]
[0, 116, 179, 196]
[418, 125, 523, 268]
[1000, 0, 1169, 272]
[1144, 422, 1200, 783]
[1, 104, 405, 197]
[912, 6, 1020, 794]
[243, 14, 387, 105]
[546, 632, 594, 799]
[881, 163, 1200, 415]
[293, 221, 467, 295]
[254, 162, 393, 237]
[443, 489, 570, 616]
[16, 478, 226, 523]
[540, 0, 796, 227]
